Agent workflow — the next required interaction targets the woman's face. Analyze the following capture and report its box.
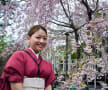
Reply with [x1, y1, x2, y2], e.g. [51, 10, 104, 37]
[27, 29, 47, 53]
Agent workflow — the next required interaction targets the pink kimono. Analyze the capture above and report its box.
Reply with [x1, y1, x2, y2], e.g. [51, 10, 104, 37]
[0, 48, 56, 90]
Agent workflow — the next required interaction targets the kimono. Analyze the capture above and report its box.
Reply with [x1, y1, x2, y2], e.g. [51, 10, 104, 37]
[0, 48, 56, 90]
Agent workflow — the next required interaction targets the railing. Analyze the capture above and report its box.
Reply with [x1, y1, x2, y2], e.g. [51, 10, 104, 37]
[52, 57, 108, 89]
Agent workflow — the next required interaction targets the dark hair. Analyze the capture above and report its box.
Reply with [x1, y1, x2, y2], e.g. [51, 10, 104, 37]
[28, 25, 47, 37]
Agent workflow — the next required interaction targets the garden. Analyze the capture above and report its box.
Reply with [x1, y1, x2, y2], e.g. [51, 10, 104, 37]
[0, 0, 108, 90]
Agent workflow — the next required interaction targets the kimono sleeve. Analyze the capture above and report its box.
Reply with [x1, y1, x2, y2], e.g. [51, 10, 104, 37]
[45, 63, 56, 88]
[4, 51, 25, 82]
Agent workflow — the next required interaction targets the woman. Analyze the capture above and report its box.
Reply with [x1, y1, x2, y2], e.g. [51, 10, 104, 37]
[0, 25, 56, 90]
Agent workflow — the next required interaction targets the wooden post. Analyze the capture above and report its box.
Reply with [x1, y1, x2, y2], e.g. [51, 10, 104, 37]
[65, 32, 69, 79]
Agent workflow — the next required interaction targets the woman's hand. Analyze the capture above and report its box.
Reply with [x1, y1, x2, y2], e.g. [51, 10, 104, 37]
[45, 85, 52, 90]
[10, 82, 24, 90]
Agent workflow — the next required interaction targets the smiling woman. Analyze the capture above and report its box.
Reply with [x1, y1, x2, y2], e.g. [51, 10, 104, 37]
[27, 25, 47, 54]
[0, 25, 56, 90]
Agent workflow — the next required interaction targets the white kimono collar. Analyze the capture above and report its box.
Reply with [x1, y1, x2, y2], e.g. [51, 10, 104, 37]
[29, 48, 39, 58]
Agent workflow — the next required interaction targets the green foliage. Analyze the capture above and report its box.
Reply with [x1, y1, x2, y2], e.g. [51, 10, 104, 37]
[97, 50, 102, 57]
[55, 46, 66, 62]
[106, 28, 108, 32]
[0, 57, 6, 75]
[87, 31, 90, 35]
[92, 35, 98, 42]
[0, 54, 12, 75]
[96, 12, 102, 18]
[80, 42, 86, 48]
[71, 52, 77, 62]
[0, 0, 11, 5]
[0, 35, 8, 53]
[0, 57, 4, 75]
[102, 39, 105, 46]
[76, 42, 86, 59]
[78, 61, 83, 68]
[53, 80, 60, 89]
[0, 23, 3, 27]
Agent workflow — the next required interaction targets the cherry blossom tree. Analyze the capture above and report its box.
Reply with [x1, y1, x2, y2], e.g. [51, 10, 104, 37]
[0, 0, 108, 88]
[1, 0, 108, 57]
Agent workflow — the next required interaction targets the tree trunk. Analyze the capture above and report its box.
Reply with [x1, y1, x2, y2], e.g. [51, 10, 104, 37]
[74, 29, 80, 61]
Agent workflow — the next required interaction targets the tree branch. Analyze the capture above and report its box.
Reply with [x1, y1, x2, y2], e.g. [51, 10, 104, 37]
[94, 0, 99, 12]
[49, 21, 70, 27]
[97, 8, 108, 12]
[47, 27, 66, 32]
[81, 0, 93, 20]
[60, 0, 69, 19]
[50, 16, 70, 25]
[67, 0, 71, 19]
[60, 0, 74, 25]
[81, 0, 89, 10]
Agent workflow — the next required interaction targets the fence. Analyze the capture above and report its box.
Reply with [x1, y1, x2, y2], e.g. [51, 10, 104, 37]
[52, 52, 108, 89]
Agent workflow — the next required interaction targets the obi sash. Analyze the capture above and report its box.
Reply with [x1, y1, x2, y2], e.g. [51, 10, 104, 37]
[23, 77, 45, 90]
